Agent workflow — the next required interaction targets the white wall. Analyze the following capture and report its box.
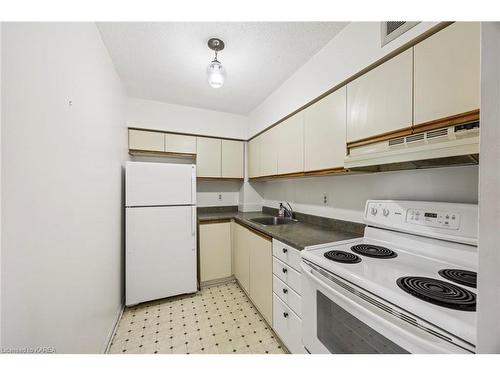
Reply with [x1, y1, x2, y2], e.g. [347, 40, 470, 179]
[254, 166, 479, 223]
[248, 22, 440, 136]
[239, 142, 263, 212]
[127, 97, 248, 139]
[1, 23, 127, 353]
[197, 181, 241, 207]
[477, 22, 500, 354]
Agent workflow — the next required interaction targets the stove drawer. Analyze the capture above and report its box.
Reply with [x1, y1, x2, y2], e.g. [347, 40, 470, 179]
[273, 257, 301, 295]
[273, 275, 302, 317]
[272, 239, 301, 272]
[273, 293, 306, 354]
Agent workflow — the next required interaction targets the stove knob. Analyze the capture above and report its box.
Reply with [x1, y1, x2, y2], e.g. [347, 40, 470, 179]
[370, 207, 378, 215]
[382, 208, 389, 217]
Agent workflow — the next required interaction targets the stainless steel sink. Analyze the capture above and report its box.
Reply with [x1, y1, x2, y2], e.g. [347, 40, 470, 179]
[250, 216, 298, 226]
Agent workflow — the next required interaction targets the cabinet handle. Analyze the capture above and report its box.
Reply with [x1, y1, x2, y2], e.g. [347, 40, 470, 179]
[283, 312, 289, 318]
[282, 248, 288, 254]
[283, 288, 288, 294]
[282, 267, 287, 274]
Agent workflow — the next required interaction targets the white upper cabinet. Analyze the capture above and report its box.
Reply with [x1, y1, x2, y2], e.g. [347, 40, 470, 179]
[196, 137, 221, 177]
[221, 140, 244, 178]
[346, 48, 413, 143]
[165, 133, 196, 154]
[260, 125, 279, 176]
[304, 86, 347, 171]
[248, 136, 261, 178]
[413, 22, 480, 125]
[129, 129, 165, 152]
[276, 113, 304, 175]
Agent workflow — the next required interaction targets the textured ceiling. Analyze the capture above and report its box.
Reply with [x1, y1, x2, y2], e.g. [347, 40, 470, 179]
[97, 22, 347, 114]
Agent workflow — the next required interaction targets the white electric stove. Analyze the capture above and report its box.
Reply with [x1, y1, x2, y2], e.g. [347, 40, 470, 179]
[301, 200, 478, 354]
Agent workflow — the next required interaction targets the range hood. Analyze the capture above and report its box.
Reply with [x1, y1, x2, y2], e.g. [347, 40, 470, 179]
[344, 122, 479, 172]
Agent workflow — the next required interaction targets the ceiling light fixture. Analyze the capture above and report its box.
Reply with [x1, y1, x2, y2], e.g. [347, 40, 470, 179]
[206, 38, 226, 89]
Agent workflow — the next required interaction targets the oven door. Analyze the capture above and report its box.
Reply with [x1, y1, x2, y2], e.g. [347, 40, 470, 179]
[301, 260, 474, 354]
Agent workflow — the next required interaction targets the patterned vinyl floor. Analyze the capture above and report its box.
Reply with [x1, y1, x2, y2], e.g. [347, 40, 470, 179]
[108, 280, 286, 354]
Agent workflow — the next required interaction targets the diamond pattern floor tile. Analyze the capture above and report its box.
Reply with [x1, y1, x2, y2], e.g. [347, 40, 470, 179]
[108, 280, 287, 354]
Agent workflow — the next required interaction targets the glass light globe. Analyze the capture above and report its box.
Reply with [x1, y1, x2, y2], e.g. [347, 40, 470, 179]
[207, 60, 226, 88]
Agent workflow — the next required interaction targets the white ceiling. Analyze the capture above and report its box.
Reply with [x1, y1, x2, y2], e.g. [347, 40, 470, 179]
[97, 22, 347, 114]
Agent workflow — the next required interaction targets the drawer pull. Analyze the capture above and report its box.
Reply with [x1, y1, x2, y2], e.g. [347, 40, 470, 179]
[282, 248, 288, 254]
[282, 267, 287, 274]
[283, 288, 288, 294]
[283, 312, 289, 318]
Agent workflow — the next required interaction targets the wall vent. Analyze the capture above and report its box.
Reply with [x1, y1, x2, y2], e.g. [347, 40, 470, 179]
[406, 133, 425, 143]
[381, 22, 420, 46]
[427, 128, 449, 139]
[388, 137, 405, 146]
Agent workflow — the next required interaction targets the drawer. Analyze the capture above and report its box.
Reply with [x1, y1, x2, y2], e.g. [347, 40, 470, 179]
[273, 257, 301, 295]
[272, 239, 301, 272]
[273, 275, 302, 317]
[273, 293, 306, 354]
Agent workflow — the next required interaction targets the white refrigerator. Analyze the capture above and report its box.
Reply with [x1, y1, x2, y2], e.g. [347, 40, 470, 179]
[125, 161, 197, 306]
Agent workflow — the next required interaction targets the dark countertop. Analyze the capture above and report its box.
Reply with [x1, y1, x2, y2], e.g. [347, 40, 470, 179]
[198, 210, 362, 250]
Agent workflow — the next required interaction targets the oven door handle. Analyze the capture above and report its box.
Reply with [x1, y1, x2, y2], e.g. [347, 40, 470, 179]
[301, 261, 473, 354]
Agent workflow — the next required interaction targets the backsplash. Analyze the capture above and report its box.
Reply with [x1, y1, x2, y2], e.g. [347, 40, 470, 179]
[252, 165, 479, 224]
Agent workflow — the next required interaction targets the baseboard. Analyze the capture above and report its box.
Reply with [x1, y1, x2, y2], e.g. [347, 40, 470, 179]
[103, 303, 125, 354]
[200, 275, 235, 288]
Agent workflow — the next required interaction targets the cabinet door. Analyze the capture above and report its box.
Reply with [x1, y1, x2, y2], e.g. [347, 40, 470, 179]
[248, 136, 261, 178]
[165, 133, 196, 154]
[233, 223, 250, 294]
[221, 140, 244, 178]
[414, 22, 480, 125]
[304, 87, 347, 171]
[260, 126, 279, 176]
[196, 137, 221, 177]
[276, 113, 304, 175]
[128, 129, 165, 152]
[346, 48, 413, 143]
[249, 232, 273, 325]
[199, 222, 232, 282]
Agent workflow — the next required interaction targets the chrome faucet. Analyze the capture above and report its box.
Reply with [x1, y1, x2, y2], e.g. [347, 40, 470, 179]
[283, 202, 294, 219]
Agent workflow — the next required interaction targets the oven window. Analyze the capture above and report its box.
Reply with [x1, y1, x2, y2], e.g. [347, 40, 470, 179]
[317, 291, 408, 354]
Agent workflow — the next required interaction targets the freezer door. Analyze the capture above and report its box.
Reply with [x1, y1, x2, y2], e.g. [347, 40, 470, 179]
[126, 205, 197, 305]
[126, 161, 196, 206]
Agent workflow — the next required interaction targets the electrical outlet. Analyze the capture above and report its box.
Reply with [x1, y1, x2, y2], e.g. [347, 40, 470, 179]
[323, 193, 328, 206]
[218, 193, 222, 201]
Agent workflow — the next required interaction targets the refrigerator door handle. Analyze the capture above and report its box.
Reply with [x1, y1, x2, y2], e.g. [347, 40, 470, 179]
[191, 166, 196, 204]
[191, 206, 196, 238]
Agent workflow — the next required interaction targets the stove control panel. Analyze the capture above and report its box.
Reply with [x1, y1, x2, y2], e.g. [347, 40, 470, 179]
[364, 200, 478, 245]
[406, 209, 460, 229]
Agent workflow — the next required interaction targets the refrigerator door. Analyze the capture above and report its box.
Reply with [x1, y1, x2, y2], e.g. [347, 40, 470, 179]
[126, 205, 197, 305]
[126, 161, 196, 207]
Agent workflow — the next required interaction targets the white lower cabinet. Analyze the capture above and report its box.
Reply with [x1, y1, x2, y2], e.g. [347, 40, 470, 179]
[273, 275, 301, 317]
[273, 294, 306, 354]
[272, 239, 302, 272]
[233, 222, 273, 325]
[273, 257, 302, 294]
[199, 221, 232, 283]
[233, 222, 250, 294]
[271, 239, 305, 353]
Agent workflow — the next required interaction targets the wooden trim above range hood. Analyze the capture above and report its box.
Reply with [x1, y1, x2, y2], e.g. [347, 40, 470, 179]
[347, 109, 480, 149]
